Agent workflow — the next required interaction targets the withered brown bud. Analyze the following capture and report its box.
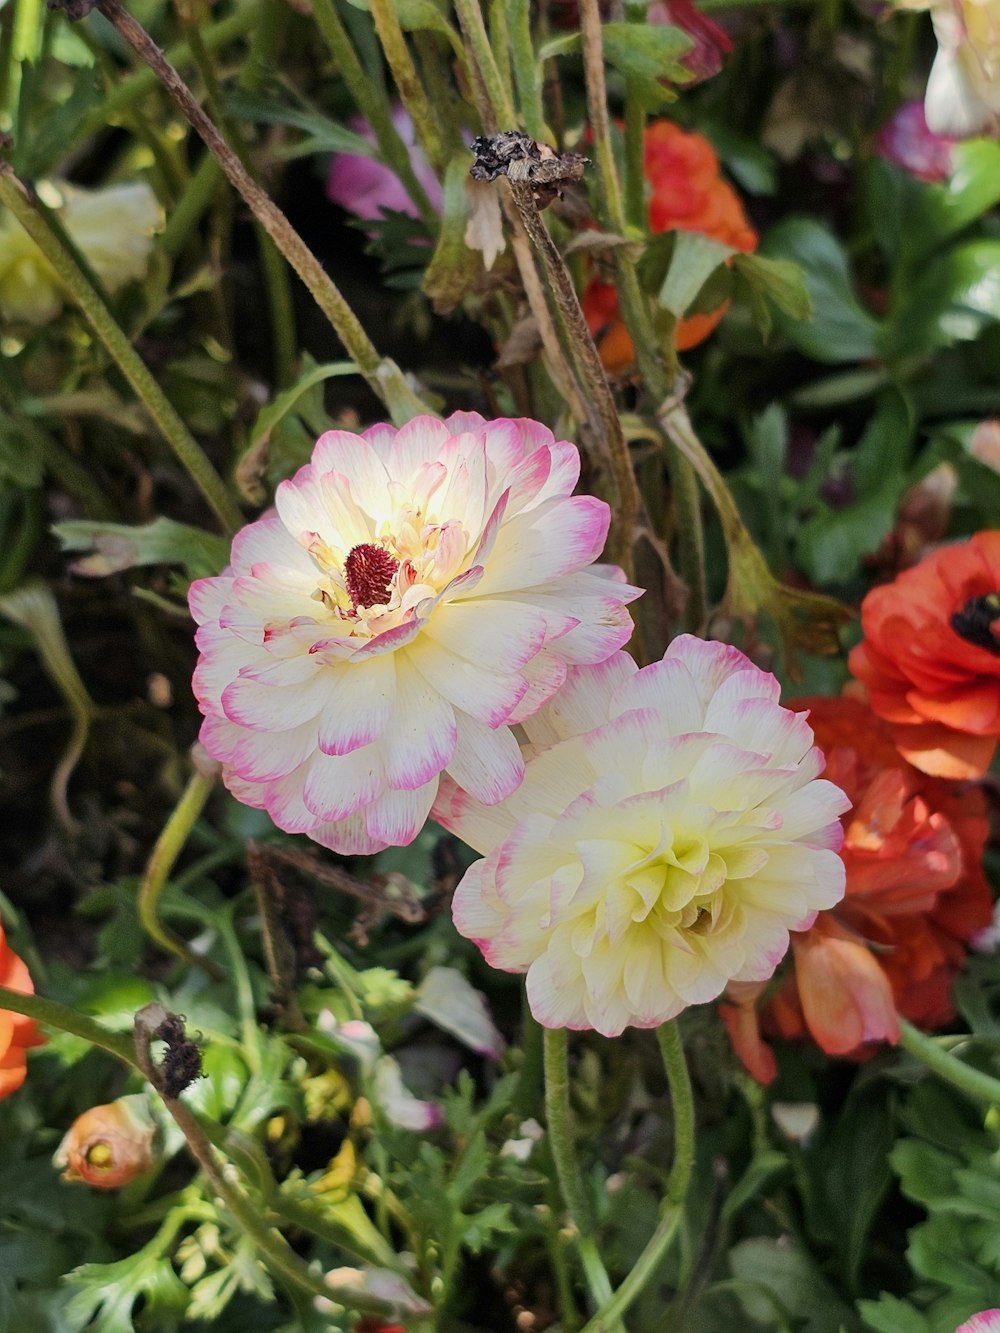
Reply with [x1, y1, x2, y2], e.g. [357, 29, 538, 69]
[470, 132, 589, 208]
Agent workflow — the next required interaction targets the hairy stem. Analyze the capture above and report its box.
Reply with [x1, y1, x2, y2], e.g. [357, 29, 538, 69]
[543, 1027, 623, 1328]
[0, 984, 139, 1070]
[579, 1022, 695, 1333]
[898, 1017, 1000, 1106]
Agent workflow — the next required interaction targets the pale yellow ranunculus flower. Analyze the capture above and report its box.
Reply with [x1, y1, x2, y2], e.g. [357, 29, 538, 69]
[895, 0, 1000, 136]
[0, 181, 163, 326]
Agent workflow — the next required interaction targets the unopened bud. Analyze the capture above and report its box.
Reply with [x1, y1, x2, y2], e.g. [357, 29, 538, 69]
[53, 1095, 157, 1189]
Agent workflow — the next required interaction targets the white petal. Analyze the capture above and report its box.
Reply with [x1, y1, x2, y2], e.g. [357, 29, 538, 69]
[447, 712, 524, 804]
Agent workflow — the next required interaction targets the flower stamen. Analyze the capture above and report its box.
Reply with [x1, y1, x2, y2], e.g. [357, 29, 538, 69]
[344, 543, 399, 610]
[951, 592, 1000, 655]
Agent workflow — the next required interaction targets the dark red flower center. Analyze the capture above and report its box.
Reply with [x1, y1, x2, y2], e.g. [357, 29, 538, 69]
[344, 543, 399, 610]
[951, 592, 1000, 655]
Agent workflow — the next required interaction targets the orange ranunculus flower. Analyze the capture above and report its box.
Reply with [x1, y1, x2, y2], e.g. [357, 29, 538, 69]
[0, 920, 44, 1099]
[848, 531, 1000, 778]
[53, 1095, 157, 1189]
[721, 697, 993, 1078]
[582, 120, 757, 370]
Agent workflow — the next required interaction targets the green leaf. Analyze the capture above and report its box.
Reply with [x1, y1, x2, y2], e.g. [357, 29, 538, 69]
[601, 23, 693, 110]
[883, 240, 1000, 360]
[907, 139, 1000, 259]
[658, 232, 736, 318]
[858, 1294, 932, 1333]
[64, 1242, 190, 1333]
[246, 362, 359, 453]
[851, 388, 914, 498]
[0, 414, 43, 487]
[340, 0, 463, 52]
[728, 1239, 858, 1332]
[53, 517, 228, 580]
[733, 252, 812, 341]
[759, 218, 881, 363]
[225, 92, 377, 157]
[795, 478, 903, 586]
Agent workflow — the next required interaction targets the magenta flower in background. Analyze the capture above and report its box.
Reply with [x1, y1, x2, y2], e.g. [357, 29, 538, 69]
[648, 0, 733, 82]
[876, 99, 956, 181]
[189, 413, 640, 855]
[326, 105, 442, 223]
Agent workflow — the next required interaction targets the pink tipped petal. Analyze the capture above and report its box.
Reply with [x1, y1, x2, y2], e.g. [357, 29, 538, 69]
[381, 662, 457, 788]
[317, 655, 396, 755]
[221, 672, 330, 732]
[365, 779, 438, 846]
[473, 498, 611, 595]
[302, 746, 385, 822]
[447, 712, 525, 805]
[384, 415, 453, 481]
[424, 600, 548, 674]
[409, 638, 528, 727]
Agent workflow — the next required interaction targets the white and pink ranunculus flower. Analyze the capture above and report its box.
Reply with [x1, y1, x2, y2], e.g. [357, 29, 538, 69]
[435, 636, 850, 1038]
[189, 413, 639, 854]
[958, 1314, 1000, 1333]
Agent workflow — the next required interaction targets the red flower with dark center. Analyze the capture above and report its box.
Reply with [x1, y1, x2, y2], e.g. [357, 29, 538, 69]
[848, 532, 1000, 777]
[344, 543, 399, 610]
[721, 697, 993, 1079]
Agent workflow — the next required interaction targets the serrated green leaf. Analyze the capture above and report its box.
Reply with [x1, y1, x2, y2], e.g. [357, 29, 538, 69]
[601, 23, 693, 110]
[858, 1293, 932, 1333]
[733, 251, 812, 342]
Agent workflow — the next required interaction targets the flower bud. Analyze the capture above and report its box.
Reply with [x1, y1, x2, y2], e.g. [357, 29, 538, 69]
[54, 1095, 157, 1189]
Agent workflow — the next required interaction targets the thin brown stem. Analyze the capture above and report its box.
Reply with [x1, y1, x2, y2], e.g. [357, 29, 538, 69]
[95, 0, 429, 425]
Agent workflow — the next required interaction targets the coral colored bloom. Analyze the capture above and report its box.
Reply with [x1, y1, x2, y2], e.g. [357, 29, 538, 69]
[896, 0, 1000, 136]
[848, 532, 1000, 777]
[436, 636, 848, 1038]
[876, 99, 957, 180]
[582, 121, 757, 368]
[327, 105, 442, 224]
[53, 1095, 157, 1189]
[190, 413, 639, 853]
[0, 182, 162, 326]
[722, 697, 993, 1077]
[648, 0, 733, 82]
[959, 1313, 1000, 1333]
[0, 920, 44, 1099]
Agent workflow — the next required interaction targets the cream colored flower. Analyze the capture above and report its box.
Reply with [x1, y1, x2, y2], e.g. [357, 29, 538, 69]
[0, 181, 162, 325]
[436, 636, 850, 1038]
[896, 0, 1000, 136]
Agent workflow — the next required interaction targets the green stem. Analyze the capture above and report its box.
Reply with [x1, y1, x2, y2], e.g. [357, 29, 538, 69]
[453, 0, 517, 130]
[542, 1028, 622, 1327]
[96, 0, 430, 427]
[0, 983, 139, 1069]
[578, 1023, 695, 1333]
[138, 769, 222, 980]
[577, 0, 706, 633]
[898, 1017, 1000, 1106]
[159, 150, 222, 258]
[367, 0, 446, 171]
[506, 0, 545, 139]
[623, 90, 645, 231]
[309, 0, 439, 229]
[0, 170, 243, 535]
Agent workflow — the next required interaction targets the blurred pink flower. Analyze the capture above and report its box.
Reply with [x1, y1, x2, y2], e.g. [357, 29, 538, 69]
[326, 105, 442, 223]
[876, 100, 956, 180]
[648, 0, 733, 81]
[436, 636, 849, 1038]
[958, 1313, 1000, 1333]
[190, 413, 639, 854]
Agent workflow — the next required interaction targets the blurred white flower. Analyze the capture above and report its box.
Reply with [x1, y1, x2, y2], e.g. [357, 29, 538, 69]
[0, 181, 162, 325]
[372, 1057, 443, 1131]
[896, 0, 1000, 136]
[414, 966, 505, 1058]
